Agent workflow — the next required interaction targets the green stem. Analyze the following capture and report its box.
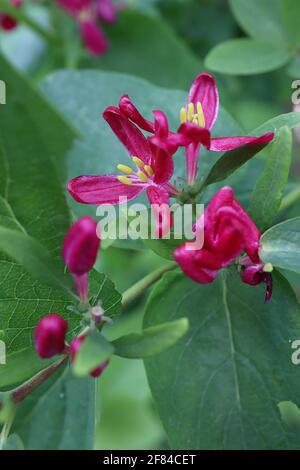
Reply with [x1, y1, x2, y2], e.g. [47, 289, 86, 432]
[0, 1, 58, 44]
[0, 406, 16, 450]
[122, 263, 177, 310]
[280, 187, 300, 213]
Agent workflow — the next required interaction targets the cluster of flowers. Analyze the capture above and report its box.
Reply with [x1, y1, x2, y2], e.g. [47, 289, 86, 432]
[56, 0, 122, 55]
[67, 72, 275, 301]
[34, 216, 108, 378]
[0, 0, 22, 31]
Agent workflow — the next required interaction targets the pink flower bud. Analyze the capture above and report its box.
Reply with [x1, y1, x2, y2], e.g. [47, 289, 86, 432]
[62, 216, 100, 276]
[34, 314, 68, 359]
[70, 335, 109, 378]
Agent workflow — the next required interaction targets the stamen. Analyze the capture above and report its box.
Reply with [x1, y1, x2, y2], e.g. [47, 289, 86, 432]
[263, 262, 273, 273]
[136, 171, 148, 183]
[197, 102, 205, 127]
[117, 164, 133, 175]
[132, 156, 144, 167]
[188, 103, 194, 122]
[117, 175, 133, 185]
[180, 107, 187, 124]
[144, 165, 154, 176]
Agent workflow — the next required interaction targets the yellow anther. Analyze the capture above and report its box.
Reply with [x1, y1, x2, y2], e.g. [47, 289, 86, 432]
[263, 262, 273, 273]
[136, 171, 148, 183]
[132, 156, 144, 167]
[197, 102, 206, 127]
[188, 103, 194, 121]
[117, 175, 133, 185]
[117, 164, 133, 175]
[180, 107, 187, 124]
[144, 165, 154, 176]
[192, 118, 198, 125]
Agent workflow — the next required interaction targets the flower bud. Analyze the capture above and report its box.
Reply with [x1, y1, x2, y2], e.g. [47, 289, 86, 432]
[70, 335, 109, 378]
[34, 314, 68, 359]
[62, 216, 100, 276]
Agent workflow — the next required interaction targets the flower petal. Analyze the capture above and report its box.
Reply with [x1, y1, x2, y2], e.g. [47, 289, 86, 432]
[103, 106, 152, 163]
[57, 0, 92, 16]
[146, 185, 172, 238]
[153, 110, 169, 139]
[177, 122, 211, 148]
[187, 72, 219, 130]
[210, 132, 274, 152]
[97, 0, 118, 24]
[118, 95, 154, 133]
[149, 141, 174, 184]
[79, 20, 108, 55]
[174, 245, 221, 284]
[67, 175, 144, 204]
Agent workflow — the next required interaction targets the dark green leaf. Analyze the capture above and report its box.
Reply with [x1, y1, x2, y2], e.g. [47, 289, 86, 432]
[113, 318, 189, 359]
[248, 126, 292, 230]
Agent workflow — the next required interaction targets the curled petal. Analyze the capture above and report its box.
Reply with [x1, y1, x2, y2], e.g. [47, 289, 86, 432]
[118, 95, 154, 133]
[149, 141, 174, 185]
[204, 186, 234, 249]
[146, 185, 172, 238]
[67, 175, 144, 204]
[153, 110, 169, 139]
[103, 106, 151, 163]
[177, 122, 211, 149]
[210, 132, 274, 152]
[187, 72, 219, 130]
[241, 265, 273, 303]
[174, 245, 221, 284]
[97, 0, 118, 23]
[79, 20, 108, 55]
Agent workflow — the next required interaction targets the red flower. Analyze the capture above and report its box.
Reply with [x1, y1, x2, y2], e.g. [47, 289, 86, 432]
[68, 108, 178, 237]
[174, 186, 273, 302]
[117, 73, 274, 185]
[0, 0, 22, 31]
[56, 0, 119, 55]
[62, 216, 100, 301]
[70, 335, 109, 378]
[34, 314, 68, 359]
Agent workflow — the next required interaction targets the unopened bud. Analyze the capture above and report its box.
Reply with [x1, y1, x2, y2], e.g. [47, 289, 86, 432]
[34, 314, 68, 359]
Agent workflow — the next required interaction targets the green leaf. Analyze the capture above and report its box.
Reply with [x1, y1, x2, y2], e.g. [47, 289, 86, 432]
[113, 318, 189, 359]
[251, 112, 300, 135]
[13, 368, 96, 450]
[0, 226, 73, 295]
[205, 38, 290, 75]
[260, 217, 300, 274]
[229, 0, 288, 43]
[0, 393, 13, 424]
[2, 434, 24, 450]
[202, 140, 269, 188]
[282, 0, 300, 47]
[144, 270, 300, 449]
[73, 330, 114, 377]
[82, 9, 202, 90]
[248, 126, 292, 230]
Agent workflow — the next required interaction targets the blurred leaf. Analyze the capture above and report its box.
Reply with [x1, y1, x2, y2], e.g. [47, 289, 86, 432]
[73, 330, 114, 377]
[286, 56, 300, 78]
[279, 401, 300, 433]
[143, 236, 183, 261]
[113, 318, 189, 358]
[144, 270, 300, 449]
[2, 434, 24, 450]
[229, 0, 287, 43]
[205, 38, 290, 75]
[0, 393, 13, 424]
[282, 0, 300, 47]
[260, 217, 300, 274]
[248, 126, 292, 230]
[83, 9, 201, 89]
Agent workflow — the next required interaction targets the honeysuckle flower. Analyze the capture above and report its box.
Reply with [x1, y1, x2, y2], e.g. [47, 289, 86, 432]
[240, 257, 273, 303]
[117, 73, 274, 185]
[56, 0, 119, 55]
[68, 108, 178, 237]
[34, 314, 68, 359]
[174, 186, 273, 302]
[62, 216, 100, 301]
[0, 0, 22, 31]
[70, 335, 109, 377]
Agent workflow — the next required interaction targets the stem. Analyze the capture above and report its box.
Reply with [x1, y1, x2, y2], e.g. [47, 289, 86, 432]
[10, 356, 67, 405]
[280, 186, 300, 213]
[122, 263, 177, 310]
[0, 406, 16, 450]
[0, 1, 58, 44]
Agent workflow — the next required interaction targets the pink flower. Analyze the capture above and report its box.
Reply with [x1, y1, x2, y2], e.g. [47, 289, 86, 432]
[0, 0, 22, 31]
[68, 108, 178, 237]
[70, 335, 109, 377]
[174, 186, 273, 302]
[62, 216, 100, 301]
[118, 73, 274, 185]
[34, 314, 68, 359]
[56, 0, 119, 55]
